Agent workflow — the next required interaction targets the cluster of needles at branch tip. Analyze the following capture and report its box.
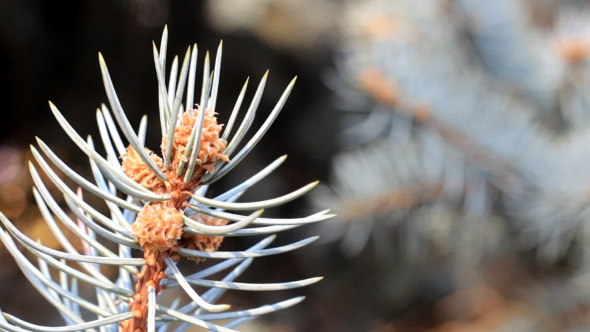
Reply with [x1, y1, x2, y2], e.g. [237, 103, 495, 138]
[121, 106, 229, 330]
[0, 23, 334, 332]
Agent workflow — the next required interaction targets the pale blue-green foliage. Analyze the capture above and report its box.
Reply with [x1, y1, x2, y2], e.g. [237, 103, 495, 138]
[0, 26, 333, 331]
[316, 0, 590, 264]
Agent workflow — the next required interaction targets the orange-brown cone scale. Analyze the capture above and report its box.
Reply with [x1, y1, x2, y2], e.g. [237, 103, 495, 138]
[120, 107, 229, 331]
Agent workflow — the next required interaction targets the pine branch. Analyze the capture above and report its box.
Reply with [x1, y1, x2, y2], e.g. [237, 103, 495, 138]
[0, 26, 332, 332]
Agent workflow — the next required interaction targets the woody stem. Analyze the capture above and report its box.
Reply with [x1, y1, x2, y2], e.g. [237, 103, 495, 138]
[121, 252, 169, 332]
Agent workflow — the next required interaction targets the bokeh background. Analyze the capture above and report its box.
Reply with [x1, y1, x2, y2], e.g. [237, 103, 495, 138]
[4, 0, 590, 331]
